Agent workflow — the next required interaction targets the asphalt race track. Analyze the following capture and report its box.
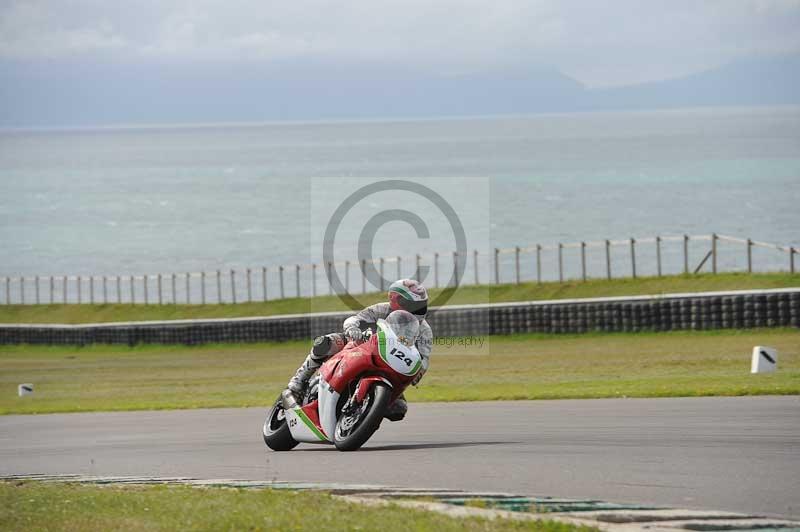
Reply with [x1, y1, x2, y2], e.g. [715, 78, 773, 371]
[1, 397, 798, 519]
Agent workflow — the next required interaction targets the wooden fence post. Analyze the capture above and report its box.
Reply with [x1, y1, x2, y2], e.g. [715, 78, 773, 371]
[536, 244, 542, 284]
[656, 236, 662, 277]
[474, 250, 480, 285]
[434, 253, 439, 288]
[711, 233, 718, 274]
[327, 262, 332, 296]
[558, 243, 563, 283]
[683, 234, 689, 274]
[580, 242, 586, 282]
[630, 238, 637, 279]
[361, 260, 366, 293]
[494, 248, 500, 284]
[453, 251, 460, 287]
[312, 264, 317, 297]
[247, 268, 252, 302]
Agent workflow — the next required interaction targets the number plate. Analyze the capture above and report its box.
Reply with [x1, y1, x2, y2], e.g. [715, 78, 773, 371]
[377, 322, 423, 376]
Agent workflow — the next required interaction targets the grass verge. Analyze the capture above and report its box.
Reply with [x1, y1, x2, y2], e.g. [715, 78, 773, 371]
[0, 272, 796, 324]
[0, 481, 595, 532]
[1, 328, 797, 415]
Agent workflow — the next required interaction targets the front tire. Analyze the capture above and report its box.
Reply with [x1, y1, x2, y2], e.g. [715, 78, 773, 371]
[333, 383, 392, 452]
[263, 395, 299, 451]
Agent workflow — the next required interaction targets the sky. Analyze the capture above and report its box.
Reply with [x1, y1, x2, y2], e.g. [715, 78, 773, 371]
[1, 1, 800, 126]
[2, 0, 800, 87]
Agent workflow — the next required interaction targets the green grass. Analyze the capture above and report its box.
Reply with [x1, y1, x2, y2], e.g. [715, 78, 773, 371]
[1, 328, 797, 415]
[0, 481, 595, 532]
[0, 272, 796, 324]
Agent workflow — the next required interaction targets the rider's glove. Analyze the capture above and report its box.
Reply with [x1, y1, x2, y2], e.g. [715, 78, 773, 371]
[345, 326, 363, 343]
[411, 368, 426, 386]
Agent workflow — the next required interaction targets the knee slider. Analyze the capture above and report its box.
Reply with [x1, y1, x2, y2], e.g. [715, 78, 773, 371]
[312, 335, 332, 357]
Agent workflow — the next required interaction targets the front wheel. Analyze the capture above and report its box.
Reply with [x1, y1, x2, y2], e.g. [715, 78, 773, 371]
[334, 382, 392, 452]
[263, 395, 299, 451]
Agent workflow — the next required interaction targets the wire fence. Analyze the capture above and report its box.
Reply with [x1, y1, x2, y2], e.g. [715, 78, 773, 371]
[1, 233, 797, 305]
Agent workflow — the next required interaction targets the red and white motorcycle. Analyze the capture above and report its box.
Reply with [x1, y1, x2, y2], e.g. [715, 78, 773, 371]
[263, 310, 422, 452]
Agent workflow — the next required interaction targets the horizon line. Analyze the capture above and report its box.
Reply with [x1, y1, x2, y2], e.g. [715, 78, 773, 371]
[2, 103, 798, 134]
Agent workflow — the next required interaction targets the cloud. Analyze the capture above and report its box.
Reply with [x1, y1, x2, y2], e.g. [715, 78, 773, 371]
[1, 0, 799, 86]
[0, 2, 128, 58]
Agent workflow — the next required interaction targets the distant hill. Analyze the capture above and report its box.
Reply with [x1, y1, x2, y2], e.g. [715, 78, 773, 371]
[1, 54, 798, 127]
[586, 55, 800, 110]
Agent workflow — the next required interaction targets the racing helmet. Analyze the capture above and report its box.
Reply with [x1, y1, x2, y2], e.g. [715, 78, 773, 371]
[388, 279, 428, 317]
[385, 310, 421, 347]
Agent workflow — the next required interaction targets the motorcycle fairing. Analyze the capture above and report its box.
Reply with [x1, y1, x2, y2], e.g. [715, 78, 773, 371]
[284, 376, 342, 443]
[376, 320, 423, 377]
[317, 376, 341, 441]
[321, 341, 377, 392]
[286, 403, 329, 443]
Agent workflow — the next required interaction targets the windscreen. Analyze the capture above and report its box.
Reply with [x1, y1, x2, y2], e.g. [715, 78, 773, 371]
[385, 310, 420, 347]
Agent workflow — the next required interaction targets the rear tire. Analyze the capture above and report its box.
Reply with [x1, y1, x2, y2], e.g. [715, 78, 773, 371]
[333, 383, 392, 452]
[263, 395, 299, 451]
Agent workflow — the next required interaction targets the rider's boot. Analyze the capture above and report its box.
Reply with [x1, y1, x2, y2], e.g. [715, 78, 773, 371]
[286, 334, 345, 399]
[384, 393, 408, 422]
[287, 353, 321, 399]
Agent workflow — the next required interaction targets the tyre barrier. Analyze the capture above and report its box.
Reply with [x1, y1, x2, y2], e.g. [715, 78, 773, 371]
[0, 289, 797, 346]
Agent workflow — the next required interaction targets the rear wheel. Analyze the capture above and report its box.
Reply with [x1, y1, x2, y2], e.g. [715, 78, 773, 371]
[263, 395, 299, 451]
[333, 382, 392, 452]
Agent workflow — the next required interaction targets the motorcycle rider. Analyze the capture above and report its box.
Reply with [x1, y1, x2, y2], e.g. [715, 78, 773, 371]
[287, 278, 433, 421]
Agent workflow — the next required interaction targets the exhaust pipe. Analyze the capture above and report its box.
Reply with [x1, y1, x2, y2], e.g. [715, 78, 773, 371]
[281, 389, 298, 410]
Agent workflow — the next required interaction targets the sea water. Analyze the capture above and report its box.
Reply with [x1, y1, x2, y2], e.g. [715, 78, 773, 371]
[0, 106, 798, 300]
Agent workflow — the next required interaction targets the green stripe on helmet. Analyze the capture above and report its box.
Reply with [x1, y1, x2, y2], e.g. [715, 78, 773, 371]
[389, 285, 416, 300]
